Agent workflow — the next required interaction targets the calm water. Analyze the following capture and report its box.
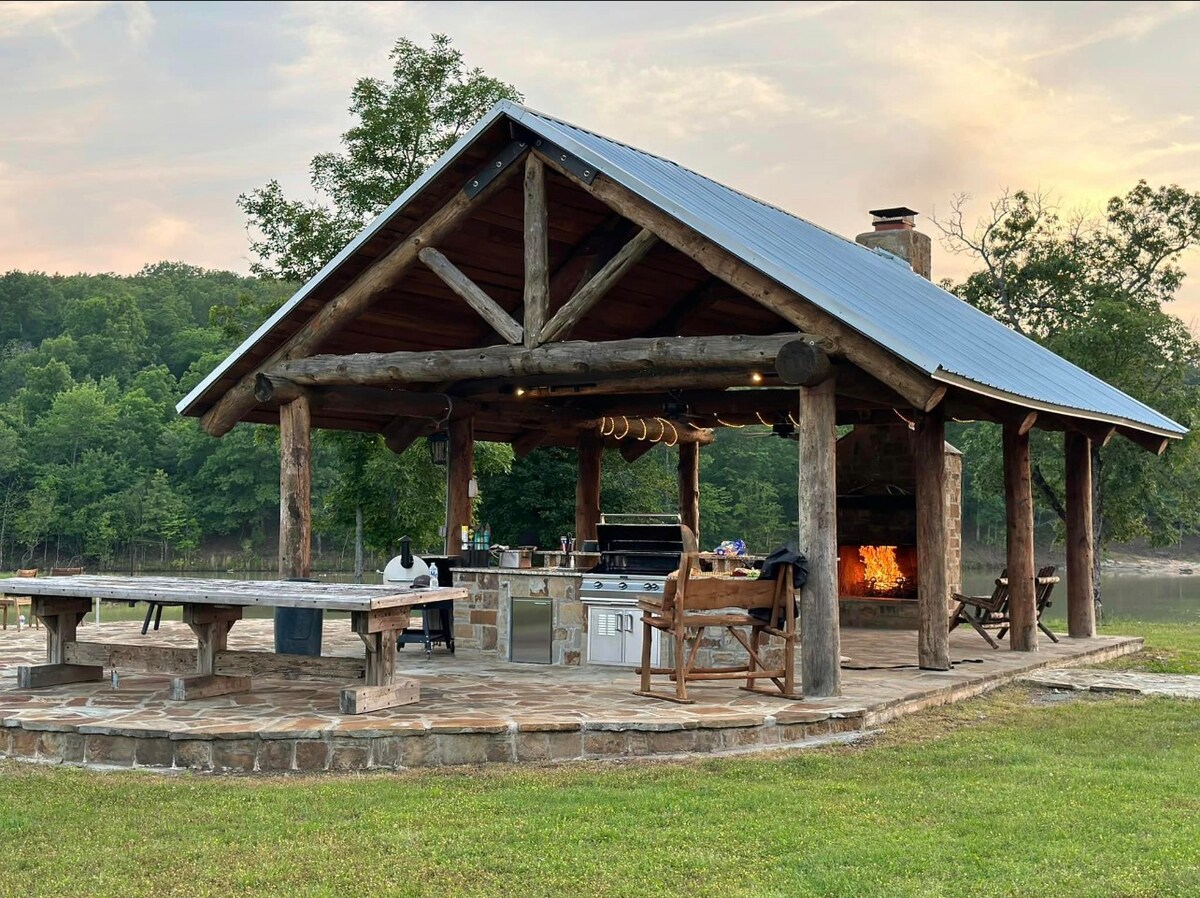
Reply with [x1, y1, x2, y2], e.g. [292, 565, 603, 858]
[961, 570, 1200, 624]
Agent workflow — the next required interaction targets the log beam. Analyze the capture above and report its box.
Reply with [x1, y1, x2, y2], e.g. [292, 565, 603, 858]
[279, 394, 312, 579]
[678, 441, 700, 545]
[446, 416, 474, 556]
[775, 338, 834, 387]
[798, 378, 841, 697]
[575, 431, 602, 542]
[1065, 431, 1096, 638]
[1116, 425, 1171, 455]
[1003, 422, 1037, 651]
[274, 334, 814, 388]
[523, 155, 549, 348]
[533, 156, 942, 413]
[199, 142, 527, 436]
[418, 247, 523, 344]
[914, 406, 950, 670]
[540, 228, 659, 343]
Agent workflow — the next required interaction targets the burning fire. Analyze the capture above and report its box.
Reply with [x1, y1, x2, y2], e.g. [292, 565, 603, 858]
[859, 545, 905, 594]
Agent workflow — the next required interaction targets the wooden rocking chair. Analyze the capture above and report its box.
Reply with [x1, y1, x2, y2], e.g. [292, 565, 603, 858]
[950, 565, 1060, 648]
[635, 552, 799, 703]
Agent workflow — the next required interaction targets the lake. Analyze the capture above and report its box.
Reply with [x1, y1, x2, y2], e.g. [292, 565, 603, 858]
[961, 569, 1200, 624]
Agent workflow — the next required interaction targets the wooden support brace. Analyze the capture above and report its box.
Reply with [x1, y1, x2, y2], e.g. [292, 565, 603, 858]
[340, 681, 420, 715]
[18, 663, 103, 689]
[523, 154, 549, 348]
[540, 228, 659, 343]
[169, 674, 252, 702]
[419, 247, 524, 344]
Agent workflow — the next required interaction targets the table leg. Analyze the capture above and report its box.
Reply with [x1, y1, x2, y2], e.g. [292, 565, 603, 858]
[340, 608, 419, 714]
[169, 604, 251, 701]
[17, 597, 103, 688]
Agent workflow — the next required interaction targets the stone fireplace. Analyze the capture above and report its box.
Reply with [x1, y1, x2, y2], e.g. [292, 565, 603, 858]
[836, 424, 962, 628]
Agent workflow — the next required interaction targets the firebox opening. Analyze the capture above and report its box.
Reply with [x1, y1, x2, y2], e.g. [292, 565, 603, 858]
[838, 545, 918, 599]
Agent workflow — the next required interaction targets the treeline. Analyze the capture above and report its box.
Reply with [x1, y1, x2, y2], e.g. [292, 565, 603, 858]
[0, 265, 812, 571]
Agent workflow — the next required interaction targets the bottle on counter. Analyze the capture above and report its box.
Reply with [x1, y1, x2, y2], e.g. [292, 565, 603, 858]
[483, 523, 492, 547]
[428, 562, 439, 585]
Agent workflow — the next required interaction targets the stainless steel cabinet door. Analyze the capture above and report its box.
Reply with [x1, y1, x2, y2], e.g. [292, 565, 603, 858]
[587, 606, 627, 665]
[511, 599, 552, 663]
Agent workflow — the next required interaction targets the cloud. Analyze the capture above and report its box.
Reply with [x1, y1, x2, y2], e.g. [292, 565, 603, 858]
[1020, 0, 1197, 62]
[0, 1, 105, 38]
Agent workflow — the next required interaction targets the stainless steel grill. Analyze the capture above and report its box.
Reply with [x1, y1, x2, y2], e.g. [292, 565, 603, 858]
[580, 514, 684, 604]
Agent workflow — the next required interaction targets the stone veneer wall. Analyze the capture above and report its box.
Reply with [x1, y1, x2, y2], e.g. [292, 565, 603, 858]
[453, 569, 585, 665]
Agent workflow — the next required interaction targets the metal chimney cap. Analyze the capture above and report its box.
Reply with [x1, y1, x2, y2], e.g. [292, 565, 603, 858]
[869, 206, 919, 220]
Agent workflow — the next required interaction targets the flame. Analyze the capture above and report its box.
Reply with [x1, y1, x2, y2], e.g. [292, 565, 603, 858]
[859, 545, 904, 593]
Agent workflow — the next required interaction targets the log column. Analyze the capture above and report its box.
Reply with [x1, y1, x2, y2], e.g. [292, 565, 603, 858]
[678, 441, 700, 545]
[798, 378, 840, 697]
[279, 394, 312, 579]
[446, 416, 475, 557]
[1003, 423, 1037, 651]
[914, 407, 951, 669]
[1065, 431, 1096, 638]
[576, 432, 602, 542]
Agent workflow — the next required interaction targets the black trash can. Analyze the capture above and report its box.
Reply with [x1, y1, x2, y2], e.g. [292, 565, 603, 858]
[274, 578, 323, 656]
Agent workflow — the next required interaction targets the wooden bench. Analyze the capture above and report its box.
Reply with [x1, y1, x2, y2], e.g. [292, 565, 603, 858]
[636, 553, 799, 703]
[0, 575, 467, 714]
[1, 569, 40, 631]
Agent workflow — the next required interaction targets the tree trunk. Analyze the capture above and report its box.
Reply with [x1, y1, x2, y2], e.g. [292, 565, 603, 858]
[354, 505, 364, 584]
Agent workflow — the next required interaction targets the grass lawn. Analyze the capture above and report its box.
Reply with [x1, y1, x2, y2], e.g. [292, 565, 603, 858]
[1, 689, 1198, 897]
[0, 617, 1197, 896]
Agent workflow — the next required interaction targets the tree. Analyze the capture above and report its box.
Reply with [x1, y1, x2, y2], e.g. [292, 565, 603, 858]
[238, 33, 523, 284]
[936, 182, 1200, 604]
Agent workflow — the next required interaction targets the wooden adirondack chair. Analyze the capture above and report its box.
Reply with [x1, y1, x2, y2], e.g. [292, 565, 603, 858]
[636, 552, 799, 703]
[951, 565, 1060, 648]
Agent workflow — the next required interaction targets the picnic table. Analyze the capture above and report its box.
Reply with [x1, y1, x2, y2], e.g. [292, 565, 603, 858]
[0, 575, 466, 714]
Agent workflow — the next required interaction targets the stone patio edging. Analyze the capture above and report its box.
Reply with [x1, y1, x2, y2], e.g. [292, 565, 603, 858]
[1, 636, 1141, 773]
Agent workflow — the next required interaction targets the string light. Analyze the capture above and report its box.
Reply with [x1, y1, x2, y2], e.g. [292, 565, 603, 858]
[514, 386, 526, 397]
[892, 408, 916, 428]
[615, 416, 631, 440]
[755, 412, 772, 426]
[749, 371, 763, 384]
[715, 417, 746, 428]
[787, 413, 801, 427]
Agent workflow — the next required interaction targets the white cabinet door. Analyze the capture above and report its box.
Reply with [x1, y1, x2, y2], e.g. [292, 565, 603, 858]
[587, 606, 627, 665]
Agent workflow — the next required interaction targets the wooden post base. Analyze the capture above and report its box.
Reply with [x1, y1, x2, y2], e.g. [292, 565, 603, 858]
[17, 663, 104, 689]
[169, 674, 252, 701]
[340, 680, 420, 714]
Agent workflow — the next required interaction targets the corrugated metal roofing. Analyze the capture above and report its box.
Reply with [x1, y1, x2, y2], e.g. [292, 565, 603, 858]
[179, 100, 1185, 437]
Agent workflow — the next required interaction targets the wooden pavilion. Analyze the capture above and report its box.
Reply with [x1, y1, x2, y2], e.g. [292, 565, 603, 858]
[178, 102, 1186, 698]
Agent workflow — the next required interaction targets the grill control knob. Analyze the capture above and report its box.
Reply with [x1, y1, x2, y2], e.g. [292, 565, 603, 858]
[617, 581, 628, 590]
[643, 582, 655, 591]
[591, 581, 602, 590]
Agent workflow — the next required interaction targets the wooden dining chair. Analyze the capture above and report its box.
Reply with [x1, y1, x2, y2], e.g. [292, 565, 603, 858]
[2, 569, 40, 631]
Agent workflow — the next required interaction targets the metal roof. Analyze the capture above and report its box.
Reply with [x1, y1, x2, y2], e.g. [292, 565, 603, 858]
[179, 100, 1185, 437]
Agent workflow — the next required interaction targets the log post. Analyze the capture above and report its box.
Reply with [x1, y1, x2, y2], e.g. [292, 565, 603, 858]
[1065, 431, 1096, 638]
[678, 441, 700, 545]
[914, 408, 951, 669]
[446, 416, 475, 557]
[798, 378, 840, 697]
[575, 432, 603, 542]
[279, 394, 312, 579]
[523, 155, 548, 347]
[1003, 422, 1037, 651]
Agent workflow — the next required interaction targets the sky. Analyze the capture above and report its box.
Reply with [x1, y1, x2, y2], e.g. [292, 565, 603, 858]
[3, 0, 1200, 320]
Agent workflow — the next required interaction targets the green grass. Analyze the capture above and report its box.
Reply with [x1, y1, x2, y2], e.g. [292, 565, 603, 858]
[1096, 616, 1200, 674]
[2, 689, 1199, 897]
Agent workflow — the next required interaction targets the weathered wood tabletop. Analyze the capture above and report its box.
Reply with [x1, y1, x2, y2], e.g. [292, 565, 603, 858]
[2, 575, 466, 714]
[0, 575, 464, 611]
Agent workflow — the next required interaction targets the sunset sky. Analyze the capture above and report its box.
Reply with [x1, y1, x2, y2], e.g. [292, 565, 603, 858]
[3, 1, 1199, 320]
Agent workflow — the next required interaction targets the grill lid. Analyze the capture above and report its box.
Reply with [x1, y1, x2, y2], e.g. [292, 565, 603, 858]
[595, 516, 685, 574]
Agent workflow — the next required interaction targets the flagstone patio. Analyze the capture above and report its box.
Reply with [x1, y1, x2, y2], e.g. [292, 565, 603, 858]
[0, 619, 1140, 772]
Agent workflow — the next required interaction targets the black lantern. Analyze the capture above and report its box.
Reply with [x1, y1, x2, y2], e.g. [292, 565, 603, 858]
[427, 432, 449, 466]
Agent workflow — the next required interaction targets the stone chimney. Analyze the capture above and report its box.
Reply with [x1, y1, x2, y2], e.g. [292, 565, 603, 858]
[855, 207, 931, 280]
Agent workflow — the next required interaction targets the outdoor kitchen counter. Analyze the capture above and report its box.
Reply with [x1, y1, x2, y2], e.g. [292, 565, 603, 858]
[452, 568, 585, 664]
